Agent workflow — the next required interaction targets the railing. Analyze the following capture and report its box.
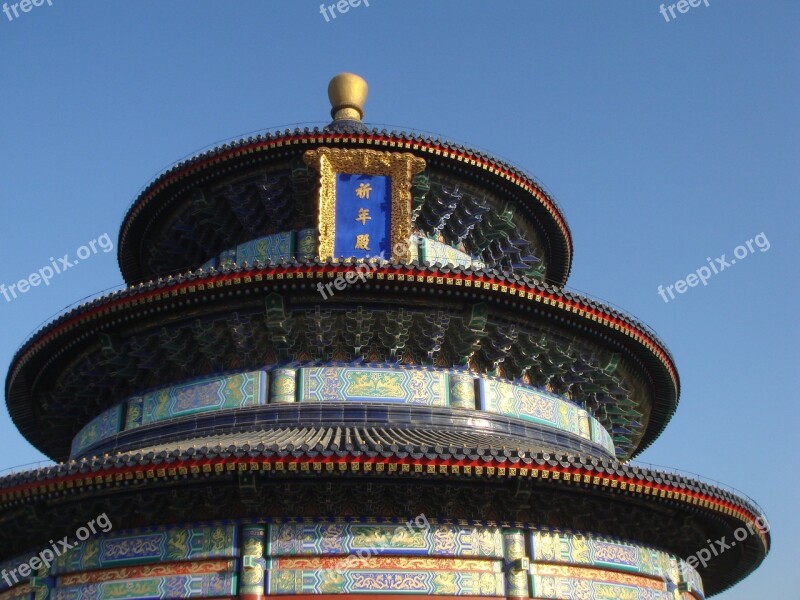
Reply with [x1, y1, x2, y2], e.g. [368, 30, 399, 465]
[0, 460, 56, 477]
[11, 282, 127, 358]
[120, 120, 331, 220]
[119, 121, 567, 223]
[9, 266, 674, 366]
[561, 284, 674, 362]
[628, 459, 769, 521]
[0, 451, 768, 523]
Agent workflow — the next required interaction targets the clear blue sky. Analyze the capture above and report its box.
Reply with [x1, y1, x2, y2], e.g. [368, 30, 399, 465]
[1, 2, 797, 597]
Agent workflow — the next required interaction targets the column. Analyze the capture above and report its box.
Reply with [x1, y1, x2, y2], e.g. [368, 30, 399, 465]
[449, 372, 476, 409]
[503, 528, 529, 599]
[239, 525, 266, 600]
[270, 368, 297, 404]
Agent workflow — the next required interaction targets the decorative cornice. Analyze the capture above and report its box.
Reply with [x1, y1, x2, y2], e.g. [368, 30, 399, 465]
[6, 261, 679, 461]
[0, 447, 768, 555]
[10, 262, 676, 386]
[117, 128, 573, 286]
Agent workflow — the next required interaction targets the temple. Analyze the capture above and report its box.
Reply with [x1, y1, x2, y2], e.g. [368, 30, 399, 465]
[0, 73, 769, 599]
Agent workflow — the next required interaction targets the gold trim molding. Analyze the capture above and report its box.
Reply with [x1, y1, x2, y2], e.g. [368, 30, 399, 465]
[303, 147, 426, 261]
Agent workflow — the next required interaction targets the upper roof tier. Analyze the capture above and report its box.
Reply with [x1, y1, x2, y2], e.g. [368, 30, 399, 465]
[117, 75, 573, 287]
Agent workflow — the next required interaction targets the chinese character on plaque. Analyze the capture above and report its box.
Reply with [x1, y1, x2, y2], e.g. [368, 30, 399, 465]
[355, 183, 373, 200]
[355, 235, 370, 251]
[356, 208, 371, 225]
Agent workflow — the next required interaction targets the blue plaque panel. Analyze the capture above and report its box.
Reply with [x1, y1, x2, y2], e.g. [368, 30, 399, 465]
[333, 173, 391, 259]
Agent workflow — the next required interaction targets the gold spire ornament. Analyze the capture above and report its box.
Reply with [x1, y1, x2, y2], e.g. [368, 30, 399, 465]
[328, 72, 368, 121]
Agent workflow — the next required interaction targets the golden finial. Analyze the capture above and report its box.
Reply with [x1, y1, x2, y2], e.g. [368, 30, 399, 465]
[328, 72, 368, 121]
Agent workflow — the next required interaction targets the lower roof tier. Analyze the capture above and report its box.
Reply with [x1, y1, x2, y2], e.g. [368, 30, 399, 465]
[6, 261, 678, 462]
[0, 436, 769, 596]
